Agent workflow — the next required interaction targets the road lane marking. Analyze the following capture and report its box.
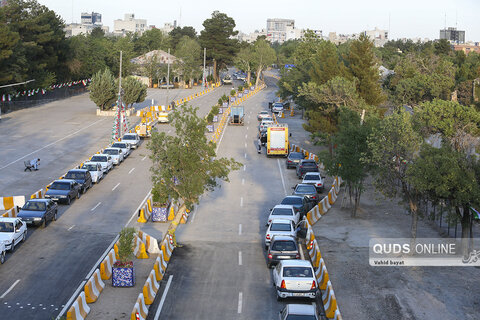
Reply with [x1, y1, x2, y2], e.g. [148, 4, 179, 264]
[244, 153, 247, 159]
[242, 178, 245, 185]
[0, 119, 106, 170]
[112, 183, 120, 191]
[239, 224, 242, 235]
[67, 225, 75, 231]
[128, 168, 135, 174]
[243, 165, 246, 171]
[247, 126, 249, 130]
[244, 142, 247, 148]
[90, 202, 101, 212]
[245, 134, 248, 139]
[240, 197, 243, 207]
[154, 275, 173, 320]
[238, 251, 243, 266]
[277, 159, 287, 196]
[237, 292, 243, 314]
[141, 155, 147, 161]
[0, 279, 20, 298]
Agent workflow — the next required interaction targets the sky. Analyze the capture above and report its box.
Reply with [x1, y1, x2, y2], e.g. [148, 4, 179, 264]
[37, 0, 480, 42]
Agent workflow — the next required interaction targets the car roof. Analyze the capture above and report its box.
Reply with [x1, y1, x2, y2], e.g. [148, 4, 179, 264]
[54, 179, 75, 183]
[0, 217, 20, 222]
[301, 159, 316, 163]
[105, 147, 121, 151]
[26, 198, 50, 203]
[280, 259, 313, 267]
[286, 304, 316, 315]
[270, 218, 294, 224]
[271, 235, 296, 242]
[67, 169, 88, 173]
[112, 142, 126, 145]
[304, 172, 321, 176]
[289, 152, 304, 155]
[83, 162, 99, 166]
[272, 204, 295, 210]
[93, 154, 109, 157]
[282, 195, 303, 200]
[296, 184, 316, 188]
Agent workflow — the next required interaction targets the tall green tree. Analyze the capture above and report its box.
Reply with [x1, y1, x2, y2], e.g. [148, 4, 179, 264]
[88, 68, 116, 110]
[199, 11, 238, 81]
[119, 76, 147, 108]
[234, 45, 254, 85]
[175, 36, 202, 87]
[133, 28, 169, 55]
[148, 105, 241, 210]
[309, 40, 347, 86]
[346, 34, 385, 106]
[169, 26, 197, 52]
[251, 39, 276, 86]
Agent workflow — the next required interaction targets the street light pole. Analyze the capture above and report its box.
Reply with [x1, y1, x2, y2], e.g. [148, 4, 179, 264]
[0, 79, 36, 121]
[203, 47, 206, 89]
[166, 48, 171, 107]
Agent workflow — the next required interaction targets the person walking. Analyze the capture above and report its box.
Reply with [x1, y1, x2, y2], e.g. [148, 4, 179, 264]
[257, 138, 262, 154]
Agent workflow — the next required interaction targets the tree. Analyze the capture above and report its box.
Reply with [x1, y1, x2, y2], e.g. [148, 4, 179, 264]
[133, 28, 169, 55]
[0, 24, 20, 85]
[148, 105, 242, 210]
[120, 77, 147, 108]
[251, 39, 276, 86]
[169, 26, 197, 51]
[346, 34, 385, 106]
[364, 109, 422, 240]
[88, 69, 116, 110]
[199, 11, 238, 81]
[309, 40, 347, 86]
[175, 36, 202, 87]
[234, 45, 254, 85]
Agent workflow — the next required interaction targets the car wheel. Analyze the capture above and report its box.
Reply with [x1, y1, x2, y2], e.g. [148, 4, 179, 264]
[9, 243, 15, 253]
[276, 294, 282, 301]
[53, 211, 57, 221]
[41, 218, 46, 229]
[267, 262, 272, 269]
[0, 251, 4, 264]
[66, 196, 71, 205]
[22, 231, 26, 242]
[77, 191, 81, 199]
[82, 187, 86, 194]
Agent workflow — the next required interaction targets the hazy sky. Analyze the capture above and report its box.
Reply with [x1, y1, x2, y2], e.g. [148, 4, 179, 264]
[38, 0, 480, 41]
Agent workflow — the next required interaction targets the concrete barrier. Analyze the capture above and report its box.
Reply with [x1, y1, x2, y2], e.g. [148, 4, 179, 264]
[322, 281, 338, 319]
[30, 188, 44, 199]
[2, 206, 19, 217]
[84, 269, 105, 303]
[160, 235, 174, 262]
[138, 230, 160, 254]
[0, 196, 25, 210]
[130, 293, 148, 320]
[137, 194, 153, 223]
[153, 255, 167, 282]
[316, 264, 330, 290]
[142, 269, 160, 305]
[66, 291, 90, 320]
[100, 249, 116, 280]
[133, 235, 149, 259]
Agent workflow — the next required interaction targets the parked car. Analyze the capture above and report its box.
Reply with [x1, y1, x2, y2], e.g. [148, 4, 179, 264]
[272, 102, 284, 114]
[45, 179, 82, 205]
[111, 142, 131, 158]
[81, 162, 104, 183]
[0, 217, 27, 252]
[293, 183, 320, 204]
[302, 172, 324, 192]
[267, 235, 300, 268]
[286, 152, 306, 169]
[0, 242, 5, 264]
[90, 154, 113, 173]
[296, 159, 319, 179]
[17, 199, 58, 228]
[272, 260, 318, 300]
[267, 205, 300, 225]
[121, 133, 140, 149]
[257, 110, 271, 121]
[280, 196, 314, 218]
[103, 147, 124, 165]
[259, 118, 274, 131]
[65, 169, 93, 193]
[222, 75, 233, 85]
[279, 304, 319, 320]
[265, 219, 296, 249]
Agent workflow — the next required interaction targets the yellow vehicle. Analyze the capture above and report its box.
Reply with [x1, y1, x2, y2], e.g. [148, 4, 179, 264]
[135, 123, 152, 138]
[267, 124, 288, 157]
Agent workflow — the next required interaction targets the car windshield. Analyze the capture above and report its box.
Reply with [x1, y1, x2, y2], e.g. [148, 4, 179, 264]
[272, 241, 297, 251]
[50, 182, 71, 190]
[65, 172, 85, 179]
[296, 185, 316, 193]
[270, 223, 292, 232]
[273, 103, 283, 108]
[112, 143, 126, 148]
[286, 315, 316, 320]
[272, 208, 293, 216]
[83, 164, 98, 171]
[91, 156, 107, 162]
[23, 202, 46, 211]
[289, 153, 304, 160]
[0, 222, 14, 232]
[283, 267, 313, 278]
[123, 135, 136, 140]
[259, 111, 268, 115]
[281, 197, 302, 205]
[304, 174, 320, 180]
[104, 149, 119, 155]
[302, 161, 317, 167]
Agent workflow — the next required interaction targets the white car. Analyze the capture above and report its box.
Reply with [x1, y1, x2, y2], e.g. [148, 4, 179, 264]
[82, 162, 104, 183]
[279, 304, 319, 320]
[257, 110, 271, 121]
[121, 133, 140, 149]
[0, 218, 27, 252]
[272, 260, 318, 300]
[302, 172, 325, 192]
[103, 147, 124, 165]
[90, 154, 113, 173]
[111, 142, 131, 158]
[267, 205, 300, 225]
[259, 119, 274, 131]
[265, 218, 296, 249]
[272, 102, 284, 114]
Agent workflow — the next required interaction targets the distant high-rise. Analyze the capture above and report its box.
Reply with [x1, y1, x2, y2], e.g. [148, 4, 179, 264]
[266, 18, 295, 43]
[81, 12, 102, 25]
[440, 27, 465, 44]
[113, 14, 148, 36]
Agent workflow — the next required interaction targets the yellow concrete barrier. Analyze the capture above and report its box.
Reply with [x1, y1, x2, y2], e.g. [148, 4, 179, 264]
[130, 293, 148, 320]
[84, 269, 105, 303]
[133, 235, 149, 259]
[30, 188, 44, 199]
[160, 235, 174, 262]
[66, 291, 90, 320]
[142, 269, 160, 305]
[153, 254, 168, 282]
[100, 249, 116, 280]
[138, 230, 160, 254]
[0, 196, 25, 210]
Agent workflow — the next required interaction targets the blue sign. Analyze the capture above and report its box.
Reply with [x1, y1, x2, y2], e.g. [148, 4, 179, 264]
[218, 108, 223, 114]
[244, 89, 249, 94]
[222, 102, 228, 108]
[285, 64, 296, 69]
[250, 86, 255, 90]
[238, 93, 243, 98]
[213, 115, 218, 122]
[230, 97, 236, 103]
[206, 125, 214, 132]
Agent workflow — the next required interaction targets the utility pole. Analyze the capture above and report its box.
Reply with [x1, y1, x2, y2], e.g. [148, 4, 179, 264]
[166, 48, 171, 107]
[203, 48, 207, 89]
[112, 51, 127, 140]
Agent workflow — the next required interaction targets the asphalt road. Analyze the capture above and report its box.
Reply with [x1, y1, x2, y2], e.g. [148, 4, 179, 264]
[150, 76, 322, 319]
[0, 83, 233, 319]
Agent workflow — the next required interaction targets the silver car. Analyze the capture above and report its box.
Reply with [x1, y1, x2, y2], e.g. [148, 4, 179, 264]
[82, 162, 104, 183]
[267, 205, 300, 225]
[302, 172, 325, 193]
[265, 218, 296, 249]
[272, 260, 318, 300]
[121, 133, 140, 149]
[90, 154, 113, 173]
[111, 142, 131, 158]
[279, 304, 319, 320]
[103, 147, 124, 165]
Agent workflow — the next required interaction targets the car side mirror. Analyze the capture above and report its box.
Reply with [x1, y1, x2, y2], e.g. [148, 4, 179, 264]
[289, 133, 292, 137]
[16, 206, 21, 211]
[291, 187, 295, 189]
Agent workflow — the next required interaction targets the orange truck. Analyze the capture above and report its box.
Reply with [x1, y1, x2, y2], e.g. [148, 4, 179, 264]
[267, 124, 289, 157]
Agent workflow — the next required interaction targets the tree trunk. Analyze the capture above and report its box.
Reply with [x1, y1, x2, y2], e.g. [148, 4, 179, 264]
[459, 205, 471, 257]
[246, 66, 251, 86]
[213, 59, 218, 83]
[409, 196, 418, 243]
[255, 65, 262, 87]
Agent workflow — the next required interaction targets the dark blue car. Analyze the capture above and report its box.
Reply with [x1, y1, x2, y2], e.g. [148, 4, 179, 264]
[45, 179, 82, 205]
[17, 199, 58, 228]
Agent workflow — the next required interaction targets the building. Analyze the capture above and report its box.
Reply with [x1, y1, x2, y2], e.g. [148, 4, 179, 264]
[362, 27, 388, 47]
[0, 0, 8, 7]
[266, 18, 295, 43]
[440, 27, 465, 44]
[113, 14, 148, 36]
[328, 32, 358, 45]
[452, 42, 480, 54]
[81, 12, 102, 25]
[285, 26, 304, 41]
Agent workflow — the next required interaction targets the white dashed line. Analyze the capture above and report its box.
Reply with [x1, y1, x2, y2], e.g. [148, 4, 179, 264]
[238, 224, 242, 235]
[128, 168, 135, 174]
[245, 142, 247, 148]
[112, 183, 120, 191]
[90, 202, 101, 212]
[277, 159, 287, 196]
[244, 153, 247, 159]
[242, 178, 245, 185]
[0, 280, 20, 298]
[67, 225, 75, 231]
[237, 292, 243, 314]
[240, 197, 243, 207]
[246, 126, 249, 130]
[238, 251, 243, 266]
[243, 165, 246, 171]
[245, 134, 248, 139]
[141, 155, 147, 161]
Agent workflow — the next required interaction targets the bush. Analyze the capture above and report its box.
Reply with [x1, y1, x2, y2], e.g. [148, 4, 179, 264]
[206, 112, 214, 123]
[221, 94, 228, 103]
[218, 97, 223, 105]
[238, 84, 244, 91]
[212, 106, 219, 114]
[230, 89, 236, 96]
[115, 227, 136, 266]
